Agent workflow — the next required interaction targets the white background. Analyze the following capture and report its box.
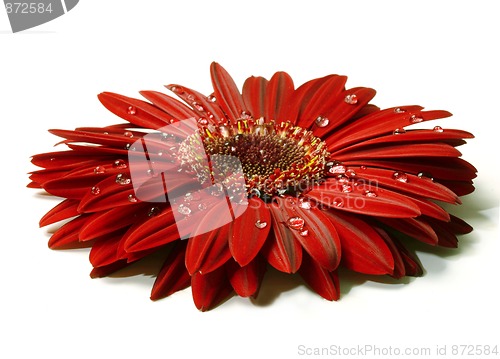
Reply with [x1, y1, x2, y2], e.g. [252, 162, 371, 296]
[1, 1, 499, 358]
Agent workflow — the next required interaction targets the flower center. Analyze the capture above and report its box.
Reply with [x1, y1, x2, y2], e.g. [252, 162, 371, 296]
[200, 119, 330, 197]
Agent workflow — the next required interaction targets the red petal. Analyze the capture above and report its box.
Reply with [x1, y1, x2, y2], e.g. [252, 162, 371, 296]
[299, 253, 340, 301]
[292, 201, 341, 271]
[80, 203, 149, 241]
[39, 199, 80, 227]
[89, 233, 124, 268]
[306, 179, 421, 218]
[375, 228, 407, 279]
[262, 200, 303, 273]
[122, 206, 179, 253]
[265, 71, 294, 122]
[210, 62, 247, 121]
[325, 211, 394, 275]
[48, 215, 93, 249]
[242, 76, 268, 119]
[377, 217, 439, 246]
[191, 267, 233, 311]
[226, 257, 266, 297]
[98, 92, 171, 129]
[150, 242, 191, 300]
[139, 90, 198, 121]
[90, 260, 128, 278]
[298, 75, 347, 129]
[229, 197, 271, 266]
[185, 201, 234, 275]
[313, 87, 377, 137]
[351, 167, 460, 204]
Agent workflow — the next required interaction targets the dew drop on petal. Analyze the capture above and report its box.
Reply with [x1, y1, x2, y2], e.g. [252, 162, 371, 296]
[177, 204, 192, 215]
[210, 183, 224, 197]
[115, 173, 131, 185]
[219, 125, 230, 138]
[287, 216, 305, 230]
[342, 184, 353, 193]
[393, 171, 408, 183]
[207, 94, 216, 102]
[364, 190, 378, 197]
[333, 199, 344, 208]
[113, 159, 128, 169]
[124, 131, 134, 138]
[148, 207, 161, 217]
[128, 194, 138, 202]
[299, 229, 309, 237]
[433, 126, 444, 133]
[127, 106, 136, 115]
[329, 164, 347, 175]
[346, 169, 356, 178]
[344, 94, 358, 105]
[393, 128, 406, 135]
[198, 203, 207, 211]
[94, 166, 106, 174]
[198, 118, 208, 126]
[418, 172, 434, 181]
[193, 102, 205, 112]
[394, 107, 406, 113]
[299, 199, 312, 210]
[315, 116, 330, 128]
[410, 115, 424, 124]
[255, 220, 267, 229]
[360, 165, 367, 170]
[91, 186, 100, 195]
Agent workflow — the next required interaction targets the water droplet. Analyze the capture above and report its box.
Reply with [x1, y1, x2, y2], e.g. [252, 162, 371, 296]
[128, 194, 138, 202]
[346, 169, 356, 178]
[410, 114, 424, 124]
[393, 171, 408, 183]
[148, 207, 161, 217]
[115, 173, 131, 185]
[113, 159, 128, 169]
[342, 184, 353, 193]
[364, 190, 377, 197]
[333, 199, 344, 208]
[127, 106, 136, 115]
[207, 94, 216, 102]
[328, 164, 347, 175]
[192, 102, 204, 112]
[91, 186, 100, 195]
[299, 229, 309, 237]
[433, 126, 444, 133]
[184, 192, 201, 202]
[299, 199, 312, 210]
[124, 131, 134, 138]
[417, 172, 434, 181]
[337, 175, 349, 184]
[198, 118, 208, 126]
[287, 216, 305, 230]
[198, 203, 207, 211]
[315, 116, 330, 128]
[344, 94, 358, 104]
[360, 165, 367, 170]
[177, 204, 192, 215]
[255, 220, 268, 229]
[94, 166, 106, 174]
[147, 169, 156, 177]
[393, 128, 406, 135]
[124, 144, 131, 150]
[394, 107, 406, 113]
[230, 146, 236, 152]
[210, 183, 224, 197]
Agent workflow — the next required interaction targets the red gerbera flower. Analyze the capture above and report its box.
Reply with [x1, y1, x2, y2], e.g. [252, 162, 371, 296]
[29, 62, 476, 311]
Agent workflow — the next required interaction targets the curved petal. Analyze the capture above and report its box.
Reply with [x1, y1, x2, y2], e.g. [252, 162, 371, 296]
[210, 62, 247, 121]
[150, 241, 191, 300]
[39, 199, 80, 227]
[265, 71, 294, 123]
[299, 253, 340, 301]
[324, 211, 394, 275]
[229, 197, 271, 266]
[226, 257, 266, 298]
[242, 76, 268, 119]
[191, 267, 234, 311]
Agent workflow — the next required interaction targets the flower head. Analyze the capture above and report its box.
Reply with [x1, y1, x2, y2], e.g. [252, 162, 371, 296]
[30, 62, 476, 310]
